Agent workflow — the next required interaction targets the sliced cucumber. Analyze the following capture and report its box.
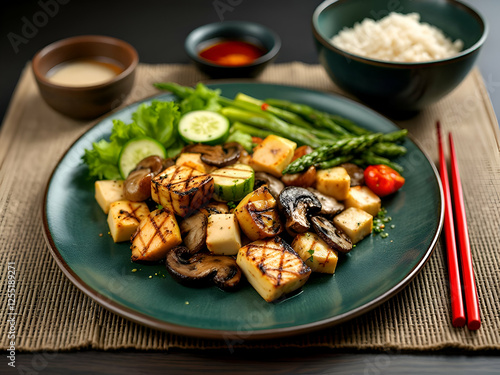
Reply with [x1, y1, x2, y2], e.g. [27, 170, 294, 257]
[179, 110, 230, 145]
[211, 163, 255, 202]
[119, 136, 166, 178]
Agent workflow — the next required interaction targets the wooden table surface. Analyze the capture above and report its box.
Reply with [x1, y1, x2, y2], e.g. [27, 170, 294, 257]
[2, 0, 499, 373]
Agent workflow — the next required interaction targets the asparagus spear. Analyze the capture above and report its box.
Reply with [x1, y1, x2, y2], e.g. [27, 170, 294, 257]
[231, 122, 274, 139]
[154, 82, 194, 98]
[360, 152, 405, 174]
[283, 133, 382, 174]
[316, 155, 353, 169]
[235, 93, 314, 129]
[327, 115, 372, 136]
[369, 142, 407, 157]
[220, 107, 324, 148]
[265, 98, 352, 136]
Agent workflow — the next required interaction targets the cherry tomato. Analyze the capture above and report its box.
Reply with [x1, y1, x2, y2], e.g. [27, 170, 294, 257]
[364, 165, 405, 197]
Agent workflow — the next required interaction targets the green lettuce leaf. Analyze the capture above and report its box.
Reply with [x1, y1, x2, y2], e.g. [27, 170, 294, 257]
[82, 101, 182, 179]
[82, 139, 122, 180]
[179, 83, 221, 114]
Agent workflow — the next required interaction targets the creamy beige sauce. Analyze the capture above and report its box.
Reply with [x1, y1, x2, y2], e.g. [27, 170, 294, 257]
[46, 58, 123, 87]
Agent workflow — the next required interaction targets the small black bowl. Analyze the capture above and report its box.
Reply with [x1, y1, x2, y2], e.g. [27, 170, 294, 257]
[185, 21, 281, 79]
[312, 0, 487, 116]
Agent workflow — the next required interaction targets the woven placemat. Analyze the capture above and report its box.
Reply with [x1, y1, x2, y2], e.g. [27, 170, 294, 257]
[1, 63, 499, 352]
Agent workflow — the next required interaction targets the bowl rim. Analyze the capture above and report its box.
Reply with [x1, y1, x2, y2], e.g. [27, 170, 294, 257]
[184, 20, 281, 69]
[32, 35, 139, 91]
[312, 0, 488, 68]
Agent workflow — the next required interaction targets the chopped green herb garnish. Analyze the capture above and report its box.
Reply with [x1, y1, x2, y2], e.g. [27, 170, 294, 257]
[373, 207, 392, 236]
[307, 249, 315, 262]
[227, 201, 236, 210]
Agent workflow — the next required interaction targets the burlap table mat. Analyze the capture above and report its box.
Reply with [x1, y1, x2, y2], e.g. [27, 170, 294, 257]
[1, 63, 499, 352]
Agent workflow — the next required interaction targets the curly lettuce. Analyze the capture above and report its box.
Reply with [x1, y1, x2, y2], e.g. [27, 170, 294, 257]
[82, 100, 182, 180]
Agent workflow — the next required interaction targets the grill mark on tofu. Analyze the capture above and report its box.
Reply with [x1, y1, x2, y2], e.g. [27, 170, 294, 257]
[183, 168, 195, 190]
[322, 247, 331, 266]
[276, 246, 285, 286]
[245, 242, 307, 281]
[139, 212, 170, 256]
[119, 203, 142, 223]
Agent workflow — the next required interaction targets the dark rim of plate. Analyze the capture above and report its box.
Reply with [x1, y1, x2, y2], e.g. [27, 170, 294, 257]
[41, 83, 444, 340]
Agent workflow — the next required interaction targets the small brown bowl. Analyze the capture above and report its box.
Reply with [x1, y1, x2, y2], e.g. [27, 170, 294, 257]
[32, 35, 138, 120]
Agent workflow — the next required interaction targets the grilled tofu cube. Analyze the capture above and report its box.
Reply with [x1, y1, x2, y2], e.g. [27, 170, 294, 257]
[344, 186, 381, 216]
[95, 180, 125, 214]
[234, 186, 282, 241]
[206, 214, 242, 255]
[131, 208, 182, 262]
[151, 165, 214, 217]
[107, 200, 150, 243]
[175, 152, 215, 173]
[315, 167, 350, 201]
[237, 237, 311, 302]
[249, 135, 297, 177]
[291, 232, 339, 274]
[333, 207, 373, 244]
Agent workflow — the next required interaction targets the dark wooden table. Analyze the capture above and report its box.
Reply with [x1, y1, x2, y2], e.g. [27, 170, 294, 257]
[2, 0, 499, 373]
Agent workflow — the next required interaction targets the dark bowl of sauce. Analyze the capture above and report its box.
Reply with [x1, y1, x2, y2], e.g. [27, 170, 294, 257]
[185, 21, 281, 78]
[32, 35, 138, 120]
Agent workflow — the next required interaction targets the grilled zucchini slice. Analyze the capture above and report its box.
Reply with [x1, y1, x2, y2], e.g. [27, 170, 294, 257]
[211, 163, 254, 202]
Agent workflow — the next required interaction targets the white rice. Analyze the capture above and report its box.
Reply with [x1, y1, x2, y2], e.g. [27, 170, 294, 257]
[330, 12, 463, 62]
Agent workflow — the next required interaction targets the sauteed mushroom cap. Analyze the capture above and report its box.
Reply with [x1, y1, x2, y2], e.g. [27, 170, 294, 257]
[306, 188, 344, 216]
[182, 142, 242, 168]
[166, 246, 241, 291]
[310, 216, 352, 254]
[340, 163, 365, 187]
[123, 155, 166, 201]
[254, 172, 285, 199]
[179, 212, 208, 253]
[278, 187, 322, 236]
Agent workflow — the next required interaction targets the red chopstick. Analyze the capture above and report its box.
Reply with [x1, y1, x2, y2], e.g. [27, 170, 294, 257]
[437, 122, 466, 327]
[448, 133, 481, 330]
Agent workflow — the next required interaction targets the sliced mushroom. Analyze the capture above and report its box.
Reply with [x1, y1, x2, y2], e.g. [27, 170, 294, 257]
[310, 216, 353, 254]
[254, 172, 285, 199]
[340, 163, 365, 187]
[166, 246, 241, 291]
[179, 212, 208, 253]
[123, 155, 166, 201]
[278, 187, 322, 236]
[307, 188, 344, 216]
[182, 142, 242, 168]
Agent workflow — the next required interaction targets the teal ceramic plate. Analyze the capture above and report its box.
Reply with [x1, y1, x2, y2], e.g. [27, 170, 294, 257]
[42, 83, 443, 339]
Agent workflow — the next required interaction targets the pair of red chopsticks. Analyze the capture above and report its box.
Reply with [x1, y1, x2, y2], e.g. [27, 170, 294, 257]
[436, 121, 480, 330]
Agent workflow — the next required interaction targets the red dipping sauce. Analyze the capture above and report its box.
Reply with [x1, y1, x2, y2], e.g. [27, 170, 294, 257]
[198, 40, 266, 67]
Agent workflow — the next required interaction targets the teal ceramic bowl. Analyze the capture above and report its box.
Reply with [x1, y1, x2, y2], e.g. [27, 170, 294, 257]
[312, 0, 487, 115]
[185, 21, 281, 79]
